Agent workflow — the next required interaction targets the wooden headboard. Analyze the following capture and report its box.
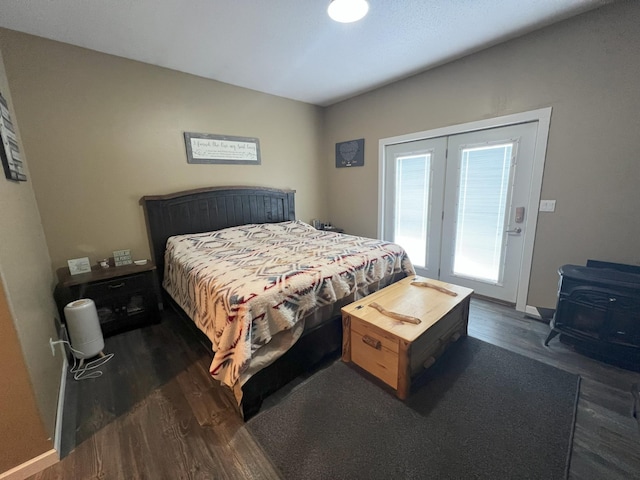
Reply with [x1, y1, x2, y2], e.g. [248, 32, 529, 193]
[140, 186, 296, 283]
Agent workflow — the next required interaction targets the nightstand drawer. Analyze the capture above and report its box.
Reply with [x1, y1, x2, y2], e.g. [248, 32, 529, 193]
[83, 273, 149, 298]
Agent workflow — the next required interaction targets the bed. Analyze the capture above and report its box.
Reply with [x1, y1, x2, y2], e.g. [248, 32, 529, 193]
[141, 186, 414, 419]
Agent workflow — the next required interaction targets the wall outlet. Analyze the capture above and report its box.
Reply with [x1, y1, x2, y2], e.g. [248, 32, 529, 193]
[539, 199, 556, 212]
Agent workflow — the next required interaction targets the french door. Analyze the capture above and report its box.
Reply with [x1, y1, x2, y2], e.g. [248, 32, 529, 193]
[382, 122, 539, 304]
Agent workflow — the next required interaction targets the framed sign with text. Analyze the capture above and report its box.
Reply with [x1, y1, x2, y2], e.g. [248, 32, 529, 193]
[184, 132, 261, 165]
[67, 257, 91, 275]
[113, 249, 133, 267]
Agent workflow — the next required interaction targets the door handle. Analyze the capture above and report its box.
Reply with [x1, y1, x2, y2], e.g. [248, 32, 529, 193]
[505, 227, 522, 234]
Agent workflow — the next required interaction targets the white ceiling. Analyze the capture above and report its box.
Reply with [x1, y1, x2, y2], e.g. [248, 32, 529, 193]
[0, 0, 610, 106]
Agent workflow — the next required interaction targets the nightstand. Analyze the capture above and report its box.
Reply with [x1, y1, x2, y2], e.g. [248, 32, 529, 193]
[54, 263, 163, 337]
[319, 226, 344, 233]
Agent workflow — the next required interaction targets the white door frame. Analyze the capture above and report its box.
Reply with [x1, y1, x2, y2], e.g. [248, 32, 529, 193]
[378, 107, 552, 313]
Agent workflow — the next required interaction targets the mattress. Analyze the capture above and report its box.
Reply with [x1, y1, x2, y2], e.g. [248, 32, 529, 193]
[163, 220, 415, 388]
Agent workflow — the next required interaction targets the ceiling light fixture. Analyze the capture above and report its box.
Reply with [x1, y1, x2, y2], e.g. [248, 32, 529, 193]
[327, 0, 369, 23]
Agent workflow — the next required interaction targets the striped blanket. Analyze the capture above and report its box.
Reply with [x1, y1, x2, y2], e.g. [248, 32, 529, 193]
[163, 221, 414, 388]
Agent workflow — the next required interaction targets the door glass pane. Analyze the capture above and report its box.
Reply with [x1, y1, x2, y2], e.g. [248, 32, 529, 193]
[394, 154, 430, 267]
[453, 144, 513, 282]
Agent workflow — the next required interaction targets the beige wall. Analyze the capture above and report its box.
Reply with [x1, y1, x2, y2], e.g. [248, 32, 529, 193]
[0, 48, 58, 471]
[0, 29, 327, 271]
[324, 1, 640, 308]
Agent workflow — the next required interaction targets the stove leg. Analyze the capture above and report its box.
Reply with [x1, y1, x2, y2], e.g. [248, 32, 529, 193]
[544, 329, 560, 346]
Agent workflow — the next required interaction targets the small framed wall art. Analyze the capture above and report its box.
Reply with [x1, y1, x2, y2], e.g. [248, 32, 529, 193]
[335, 138, 364, 168]
[0, 92, 26, 182]
[184, 132, 261, 165]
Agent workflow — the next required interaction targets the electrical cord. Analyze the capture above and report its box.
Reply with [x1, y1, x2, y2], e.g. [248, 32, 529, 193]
[51, 339, 114, 380]
[71, 352, 114, 380]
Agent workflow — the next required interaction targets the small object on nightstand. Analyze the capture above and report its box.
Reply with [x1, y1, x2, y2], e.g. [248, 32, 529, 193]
[312, 220, 345, 234]
[67, 257, 91, 275]
[113, 249, 132, 266]
[134, 259, 148, 266]
[99, 259, 110, 269]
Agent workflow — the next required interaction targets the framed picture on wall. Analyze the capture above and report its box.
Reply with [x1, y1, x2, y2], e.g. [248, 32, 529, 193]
[0, 92, 26, 182]
[335, 138, 364, 168]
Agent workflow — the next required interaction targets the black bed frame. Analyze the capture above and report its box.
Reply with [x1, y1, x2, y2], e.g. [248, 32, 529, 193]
[140, 186, 342, 419]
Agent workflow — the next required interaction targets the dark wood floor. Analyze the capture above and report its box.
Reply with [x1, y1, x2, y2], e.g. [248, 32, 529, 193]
[30, 299, 640, 480]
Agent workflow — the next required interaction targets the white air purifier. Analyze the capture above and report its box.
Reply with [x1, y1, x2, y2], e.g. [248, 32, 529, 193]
[64, 298, 105, 359]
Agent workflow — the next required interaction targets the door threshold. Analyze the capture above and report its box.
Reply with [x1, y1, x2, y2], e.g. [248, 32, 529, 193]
[470, 293, 515, 308]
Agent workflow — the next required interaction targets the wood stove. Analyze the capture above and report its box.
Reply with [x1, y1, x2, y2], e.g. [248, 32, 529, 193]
[545, 260, 640, 370]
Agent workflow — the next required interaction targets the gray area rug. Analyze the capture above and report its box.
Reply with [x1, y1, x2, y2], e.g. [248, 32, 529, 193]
[247, 336, 580, 479]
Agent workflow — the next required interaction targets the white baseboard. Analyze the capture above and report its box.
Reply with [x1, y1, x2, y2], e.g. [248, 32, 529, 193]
[525, 305, 542, 319]
[0, 450, 58, 480]
[53, 355, 68, 453]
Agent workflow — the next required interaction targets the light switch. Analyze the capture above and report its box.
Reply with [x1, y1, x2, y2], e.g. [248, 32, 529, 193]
[539, 200, 556, 212]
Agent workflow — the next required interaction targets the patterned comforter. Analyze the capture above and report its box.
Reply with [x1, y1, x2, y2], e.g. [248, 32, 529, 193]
[163, 220, 414, 388]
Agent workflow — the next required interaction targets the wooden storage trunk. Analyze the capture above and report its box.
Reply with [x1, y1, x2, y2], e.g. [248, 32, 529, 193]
[341, 275, 473, 399]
